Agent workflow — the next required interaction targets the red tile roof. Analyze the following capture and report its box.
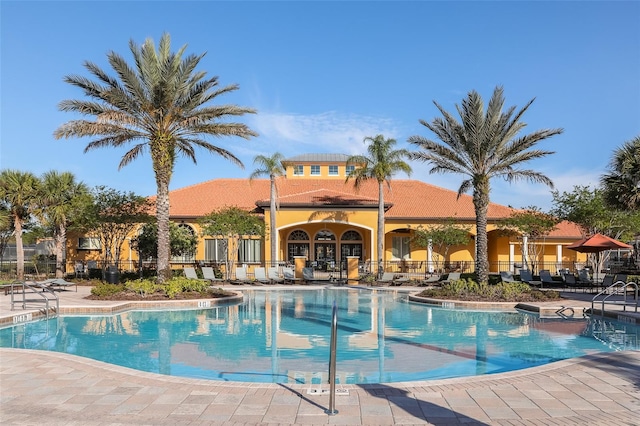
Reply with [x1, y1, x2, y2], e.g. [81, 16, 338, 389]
[166, 178, 583, 238]
[169, 178, 510, 219]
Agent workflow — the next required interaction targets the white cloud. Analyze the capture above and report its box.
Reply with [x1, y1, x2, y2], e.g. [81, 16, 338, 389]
[248, 111, 401, 155]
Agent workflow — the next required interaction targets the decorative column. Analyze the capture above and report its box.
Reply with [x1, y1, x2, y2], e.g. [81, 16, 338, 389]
[509, 243, 515, 272]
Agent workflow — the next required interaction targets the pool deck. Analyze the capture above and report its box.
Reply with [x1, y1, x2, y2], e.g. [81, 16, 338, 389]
[1, 285, 639, 425]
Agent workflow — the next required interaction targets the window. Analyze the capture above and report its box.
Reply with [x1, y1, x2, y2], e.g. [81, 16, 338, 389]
[328, 165, 338, 175]
[310, 165, 320, 175]
[78, 237, 101, 250]
[346, 165, 355, 175]
[205, 239, 226, 262]
[172, 224, 196, 262]
[293, 165, 304, 175]
[341, 230, 362, 241]
[392, 236, 410, 259]
[238, 239, 261, 263]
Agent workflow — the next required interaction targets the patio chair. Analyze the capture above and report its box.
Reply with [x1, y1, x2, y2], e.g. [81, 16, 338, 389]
[391, 274, 411, 286]
[201, 267, 224, 284]
[600, 274, 614, 289]
[500, 271, 516, 283]
[375, 272, 395, 286]
[441, 272, 461, 284]
[183, 267, 201, 280]
[302, 267, 332, 283]
[253, 267, 272, 284]
[282, 267, 302, 284]
[519, 269, 542, 287]
[40, 278, 77, 292]
[420, 274, 442, 286]
[615, 273, 628, 284]
[267, 267, 285, 284]
[232, 267, 255, 285]
[538, 270, 556, 288]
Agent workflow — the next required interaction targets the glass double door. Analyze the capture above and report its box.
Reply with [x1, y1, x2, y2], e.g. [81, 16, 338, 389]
[315, 243, 336, 270]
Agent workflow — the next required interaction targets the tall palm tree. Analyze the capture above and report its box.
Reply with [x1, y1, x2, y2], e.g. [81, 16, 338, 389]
[408, 86, 563, 284]
[38, 171, 90, 278]
[346, 135, 412, 277]
[601, 135, 640, 212]
[54, 33, 257, 282]
[249, 153, 286, 265]
[0, 170, 40, 280]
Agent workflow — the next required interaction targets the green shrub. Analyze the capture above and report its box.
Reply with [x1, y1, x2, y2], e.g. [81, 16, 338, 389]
[126, 279, 160, 297]
[91, 282, 125, 297]
[164, 280, 183, 299]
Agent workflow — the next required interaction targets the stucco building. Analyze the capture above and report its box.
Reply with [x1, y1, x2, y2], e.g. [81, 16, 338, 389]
[67, 153, 585, 277]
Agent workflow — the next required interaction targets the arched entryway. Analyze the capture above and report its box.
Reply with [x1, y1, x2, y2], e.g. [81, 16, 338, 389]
[284, 226, 368, 268]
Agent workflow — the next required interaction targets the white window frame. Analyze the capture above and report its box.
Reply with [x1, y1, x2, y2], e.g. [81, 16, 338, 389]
[238, 238, 262, 263]
[391, 236, 410, 260]
[205, 238, 226, 262]
[346, 165, 355, 175]
[328, 165, 338, 175]
[293, 165, 304, 175]
[78, 237, 101, 250]
[310, 165, 320, 175]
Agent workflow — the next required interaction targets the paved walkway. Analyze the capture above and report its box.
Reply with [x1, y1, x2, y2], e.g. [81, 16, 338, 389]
[1, 285, 639, 425]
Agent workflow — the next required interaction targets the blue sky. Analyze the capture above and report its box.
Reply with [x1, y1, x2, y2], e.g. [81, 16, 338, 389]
[2, 1, 639, 211]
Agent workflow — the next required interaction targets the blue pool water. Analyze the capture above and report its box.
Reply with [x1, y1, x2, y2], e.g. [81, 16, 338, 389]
[1, 288, 638, 384]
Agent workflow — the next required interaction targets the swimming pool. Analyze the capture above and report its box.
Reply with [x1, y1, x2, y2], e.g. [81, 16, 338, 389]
[1, 288, 638, 384]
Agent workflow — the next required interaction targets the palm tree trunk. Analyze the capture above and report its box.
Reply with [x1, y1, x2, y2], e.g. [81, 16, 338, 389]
[156, 178, 171, 283]
[55, 223, 66, 278]
[14, 216, 24, 281]
[270, 177, 277, 265]
[377, 181, 385, 278]
[473, 178, 490, 284]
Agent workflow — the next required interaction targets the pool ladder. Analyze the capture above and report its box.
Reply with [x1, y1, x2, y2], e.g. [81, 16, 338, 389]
[10, 281, 59, 319]
[591, 280, 639, 317]
[325, 301, 338, 416]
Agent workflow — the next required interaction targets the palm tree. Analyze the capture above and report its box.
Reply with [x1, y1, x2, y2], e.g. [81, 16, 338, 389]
[408, 86, 563, 284]
[346, 135, 412, 277]
[54, 33, 257, 282]
[0, 170, 40, 280]
[249, 153, 286, 265]
[601, 135, 640, 212]
[38, 171, 90, 278]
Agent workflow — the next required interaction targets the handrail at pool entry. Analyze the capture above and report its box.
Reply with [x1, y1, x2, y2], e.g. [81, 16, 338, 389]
[592, 280, 639, 316]
[325, 301, 338, 415]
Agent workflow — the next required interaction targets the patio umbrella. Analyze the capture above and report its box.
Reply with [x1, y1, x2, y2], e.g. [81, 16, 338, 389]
[566, 233, 632, 282]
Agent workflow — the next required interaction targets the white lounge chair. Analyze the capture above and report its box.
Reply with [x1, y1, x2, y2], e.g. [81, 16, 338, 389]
[201, 267, 224, 284]
[232, 267, 254, 285]
[268, 267, 285, 284]
[442, 272, 461, 284]
[254, 267, 271, 284]
[282, 267, 301, 284]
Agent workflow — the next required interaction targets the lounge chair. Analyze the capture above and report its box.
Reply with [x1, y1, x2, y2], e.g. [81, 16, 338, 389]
[40, 278, 78, 292]
[562, 272, 581, 292]
[232, 267, 255, 285]
[615, 273, 628, 284]
[267, 267, 285, 284]
[442, 272, 461, 284]
[282, 267, 302, 284]
[600, 274, 614, 289]
[374, 272, 395, 286]
[184, 267, 201, 280]
[500, 271, 516, 283]
[254, 267, 272, 284]
[538, 270, 556, 288]
[302, 267, 332, 283]
[420, 274, 442, 286]
[391, 274, 411, 286]
[519, 269, 542, 287]
[201, 267, 224, 284]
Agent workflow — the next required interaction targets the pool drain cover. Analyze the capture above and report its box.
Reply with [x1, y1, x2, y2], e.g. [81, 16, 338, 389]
[306, 388, 349, 396]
